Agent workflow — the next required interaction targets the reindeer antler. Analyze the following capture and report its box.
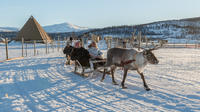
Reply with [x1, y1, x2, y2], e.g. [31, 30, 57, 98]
[130, 43, 146, 50]
[148, 45, 161, 51]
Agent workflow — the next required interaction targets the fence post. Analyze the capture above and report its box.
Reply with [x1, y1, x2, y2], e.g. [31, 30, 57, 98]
[138, 32, 141, 51]
[123, 40, 126, 48]
[26, 43, 27, 57]
[62, 39, 64, 50]
[145, 36, 148, 47]
[48, 41, 49, 53]
[106, 38, 112, 49]
[57, 37, 60, 51]
[34, 40, 36, 56]
[22, 37, 24, 57]
[109, 38, 112, 48]
[5, 38, 8, 60]
[132, 31, 136, 43]
[51, 41, 54, 53]
[115, 38, 119, 47]
[45, 39, 48, 54]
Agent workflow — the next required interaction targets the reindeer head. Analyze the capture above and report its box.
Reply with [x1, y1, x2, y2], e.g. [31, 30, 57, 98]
[63, 45, 74, 55]
[142, 46, 160, 64]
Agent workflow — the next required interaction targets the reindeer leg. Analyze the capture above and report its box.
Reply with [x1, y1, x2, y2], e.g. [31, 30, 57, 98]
[66, 55, 70, 65]
[81, 68, 85, 76]
[67, 55, 70, 64]
[66, 59, 70, 65]
[111, 66, 118, 85]
[101, 68, 107, 82]
[138, 72, 151, 91]
[121, 69, 128, 89]
[74, 62, 77, 72]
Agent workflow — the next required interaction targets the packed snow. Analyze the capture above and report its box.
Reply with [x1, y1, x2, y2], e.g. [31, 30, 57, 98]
[0, 41, 200, 112]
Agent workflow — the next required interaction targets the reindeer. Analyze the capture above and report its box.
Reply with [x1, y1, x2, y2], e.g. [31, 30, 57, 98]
[63, 45, 75, 65]
[101, 46, 160, 91]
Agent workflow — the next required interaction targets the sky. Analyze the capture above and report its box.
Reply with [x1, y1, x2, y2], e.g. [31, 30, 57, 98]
[0, 0, 200, 28]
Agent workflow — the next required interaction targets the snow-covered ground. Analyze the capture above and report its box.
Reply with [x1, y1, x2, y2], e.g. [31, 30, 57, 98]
[0, 41, 200, 112]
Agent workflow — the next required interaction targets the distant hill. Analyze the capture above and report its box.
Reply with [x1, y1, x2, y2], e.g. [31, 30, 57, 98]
[181, 17, 200, 22]
[87, 17, 200, 40]
[1, 16, 200, 41]
[43, 22, 89, 33]
[0, 22, 89, 33]
[0, 27, 19, 32]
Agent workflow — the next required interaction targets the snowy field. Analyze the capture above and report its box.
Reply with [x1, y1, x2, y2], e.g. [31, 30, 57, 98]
[0, 42, 200, 112]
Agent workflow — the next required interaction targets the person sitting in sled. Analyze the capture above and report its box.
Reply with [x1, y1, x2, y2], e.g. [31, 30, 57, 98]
[74, 40, 82, 48]
[88, 41, 106, 68]
[88, 41, 103, 60]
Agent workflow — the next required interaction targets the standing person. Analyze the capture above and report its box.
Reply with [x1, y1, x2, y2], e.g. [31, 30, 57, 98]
[69, 37, 73, 45]
[66, 37, 73, 46]
[88, 41, 103, 59]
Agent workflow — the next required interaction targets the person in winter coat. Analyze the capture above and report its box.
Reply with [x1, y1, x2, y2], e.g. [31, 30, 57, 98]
[74, 40, 82, 48]
[88, 41, 103, 60]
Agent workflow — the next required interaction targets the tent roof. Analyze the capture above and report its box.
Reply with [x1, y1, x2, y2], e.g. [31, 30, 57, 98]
[15, 16, 52, 43]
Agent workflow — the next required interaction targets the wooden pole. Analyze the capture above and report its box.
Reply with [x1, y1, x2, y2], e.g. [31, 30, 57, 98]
[115, 38, 118, 47]
[110, 38, 112, 48]
[34, 40, 36, 56]
[45, 39, 48, 54]
[5, 38, 8, 60]
[48, 41, 49, 53]
[22, 37, 24, 57]
[57, 37, 60, 51]
[132, 32, 135, 46]
[123, 40, 126, 48]
[51, 41, 54, 53]
[62, 39, 64, 50]
[107, 38, 111, 49]
[138, 32, 141, 51]
[145, 36, 148, 47]
[132, 30, 136, 41]
[26, 43, 27, 57]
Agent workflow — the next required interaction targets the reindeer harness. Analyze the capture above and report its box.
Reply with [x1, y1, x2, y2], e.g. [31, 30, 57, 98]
[119, 52, 138, 66]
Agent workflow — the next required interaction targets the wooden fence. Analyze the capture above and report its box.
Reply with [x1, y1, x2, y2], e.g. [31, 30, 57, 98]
[0, 38, 66, 62]
[1, 36, 199, 62]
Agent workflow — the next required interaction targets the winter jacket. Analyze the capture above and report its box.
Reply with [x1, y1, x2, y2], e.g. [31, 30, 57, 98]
[88, 47, 103, 59]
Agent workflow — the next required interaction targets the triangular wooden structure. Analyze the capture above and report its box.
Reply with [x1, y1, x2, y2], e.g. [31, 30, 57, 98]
[0, 37, 5, 43]
[15, 16, 52, 43]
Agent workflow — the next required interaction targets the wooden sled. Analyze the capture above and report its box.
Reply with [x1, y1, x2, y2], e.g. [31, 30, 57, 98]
[74, 59, 110, 77]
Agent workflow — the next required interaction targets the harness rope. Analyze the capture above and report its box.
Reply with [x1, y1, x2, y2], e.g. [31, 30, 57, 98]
[120, 59, 135, 66]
